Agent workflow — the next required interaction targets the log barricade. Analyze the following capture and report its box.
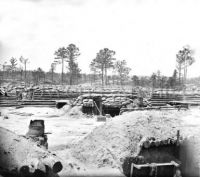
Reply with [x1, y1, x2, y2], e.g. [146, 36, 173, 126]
[149, 92, 200, 107]
[120, 106, 188, 114]
[0, 127, 63, 177]
[0, 90, 138, 107]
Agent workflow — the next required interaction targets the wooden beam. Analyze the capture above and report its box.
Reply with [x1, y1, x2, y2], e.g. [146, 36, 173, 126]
[131, 161, 180, 170]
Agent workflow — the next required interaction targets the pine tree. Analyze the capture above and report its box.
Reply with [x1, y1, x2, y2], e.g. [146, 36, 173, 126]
[19, 56, 29, 85]
[66, 44, 81, 85]
[91, 48, 116, 86]
[176, 45, 195, 90]
[54, 47, 68, 84]
[9, 57, 17, 79]
[114, 60, 131, 86]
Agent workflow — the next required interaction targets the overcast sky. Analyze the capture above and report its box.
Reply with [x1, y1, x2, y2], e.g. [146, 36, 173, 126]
[0, 0, 200, 77]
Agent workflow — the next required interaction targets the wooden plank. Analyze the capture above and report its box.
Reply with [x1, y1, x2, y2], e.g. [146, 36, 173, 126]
[131, 161, 179, 170]
[130, 163, 134, 177]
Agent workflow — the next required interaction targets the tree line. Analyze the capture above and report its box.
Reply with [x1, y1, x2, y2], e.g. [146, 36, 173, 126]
[0, 44, 195, 90]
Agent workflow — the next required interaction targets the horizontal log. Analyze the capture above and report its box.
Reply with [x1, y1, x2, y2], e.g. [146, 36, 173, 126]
[0, 127, 63, 176]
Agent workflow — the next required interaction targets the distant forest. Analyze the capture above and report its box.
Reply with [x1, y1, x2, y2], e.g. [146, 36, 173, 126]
[0, 45, 198, 90]
[0, 69, 199, 90]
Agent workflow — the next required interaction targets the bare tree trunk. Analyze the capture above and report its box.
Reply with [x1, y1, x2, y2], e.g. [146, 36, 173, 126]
[69, 73, 72, 85]
[76, 72, 78, 85]
[105, 67, 107, 85]
[185, 66, 187, 84]
[69, 64, 74, 85]
[183, 59, 187, 95]
[20, 70, 23, 81]
[11, 71, 13, 80]
[43, 73, 46, 84]
[51, 70, 54, 84]
[179, 68, 182, 88]
[120, 75, 123, 86]
[25, 63, 27, 86]
[61, 58, 64, 84]
[93, 71, 96, 84]
[101, 66, 104, 87]
[178, 68, 181, 86]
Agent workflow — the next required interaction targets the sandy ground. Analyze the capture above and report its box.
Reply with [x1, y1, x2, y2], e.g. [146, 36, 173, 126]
[0, 106, 119, 176]
[1, 106, 200, 176]
[0, 106, 104, 150]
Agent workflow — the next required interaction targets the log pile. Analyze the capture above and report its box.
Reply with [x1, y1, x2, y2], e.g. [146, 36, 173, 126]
[0, 127, 63, 177]
[138, 136, 180, 150]
[149, 93, 182, 106]
[0, 86, 139, 107]
[33, 89, 79, 100]
[150, 92, 200, 106]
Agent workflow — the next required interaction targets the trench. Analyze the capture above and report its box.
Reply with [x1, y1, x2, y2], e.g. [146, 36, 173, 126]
[55, 96, 125, 117]
[82, 105, 121, 117]
[122, 138, 200, 177]
[56, 102, 67, 109]
[102, 106, 121, 117]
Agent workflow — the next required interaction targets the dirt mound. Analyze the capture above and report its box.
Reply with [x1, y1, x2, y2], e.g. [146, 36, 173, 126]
[0, 127, 63, 176]
[62, 105, 83, 118]
[72, 110, 183, 169]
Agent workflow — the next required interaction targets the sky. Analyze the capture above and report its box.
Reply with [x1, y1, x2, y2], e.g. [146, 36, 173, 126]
[0, 0, 200, 77]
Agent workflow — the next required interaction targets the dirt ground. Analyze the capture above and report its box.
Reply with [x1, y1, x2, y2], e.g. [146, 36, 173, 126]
[0, 106, 116, 176]
[1, 106, 200, 176]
